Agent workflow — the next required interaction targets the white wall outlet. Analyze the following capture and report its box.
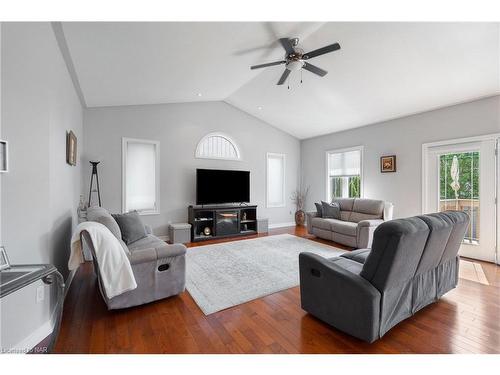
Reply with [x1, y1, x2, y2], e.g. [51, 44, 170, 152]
[36, 285, 45, 303]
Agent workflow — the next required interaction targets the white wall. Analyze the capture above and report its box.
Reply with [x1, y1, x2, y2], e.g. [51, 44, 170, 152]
[0, 22, 83, 351]
[83, 101, 301, 235]
[1, 22, 83, 277]
[301, 95, 500, 218]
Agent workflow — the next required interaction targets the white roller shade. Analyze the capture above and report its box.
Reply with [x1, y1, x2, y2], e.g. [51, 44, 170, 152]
[329, 150, 361, 176]
[125, 140, 158, 212]
[267, 153, 285, 207]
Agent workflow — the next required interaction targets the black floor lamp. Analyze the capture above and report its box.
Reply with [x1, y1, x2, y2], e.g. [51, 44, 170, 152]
[88, 161, 102, 207]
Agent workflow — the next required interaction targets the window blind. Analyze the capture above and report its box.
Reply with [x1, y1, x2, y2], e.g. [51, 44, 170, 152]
[329, 150, 361, 176]
[267, 153, 285, 207]
[125, 141, 157, 212]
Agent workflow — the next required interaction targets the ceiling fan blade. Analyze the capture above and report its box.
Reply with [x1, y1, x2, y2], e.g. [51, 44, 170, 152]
[303, 62, 328, 77]
[277, 69, 291, 85]
[250, 60, 286, 70]
[279, 38, 295, 55]
[303, 43, 341, 60]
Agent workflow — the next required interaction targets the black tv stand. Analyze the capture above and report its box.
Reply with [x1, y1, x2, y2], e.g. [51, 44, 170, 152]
[188, 204, 257, 242]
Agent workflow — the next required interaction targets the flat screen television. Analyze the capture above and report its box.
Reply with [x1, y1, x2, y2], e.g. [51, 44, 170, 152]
[196, 169, 250, 205]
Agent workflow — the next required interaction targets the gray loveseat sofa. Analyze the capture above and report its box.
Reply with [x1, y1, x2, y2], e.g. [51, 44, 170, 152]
[306, 198, 394, 248]
[299, 211, 469, 343]
[82, 207, 186, 310]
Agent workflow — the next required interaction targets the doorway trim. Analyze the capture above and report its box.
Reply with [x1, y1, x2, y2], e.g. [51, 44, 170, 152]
[422, 132, 500, 264]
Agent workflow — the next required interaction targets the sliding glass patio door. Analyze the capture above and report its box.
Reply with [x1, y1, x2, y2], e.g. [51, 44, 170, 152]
[423, 138, 497, 263]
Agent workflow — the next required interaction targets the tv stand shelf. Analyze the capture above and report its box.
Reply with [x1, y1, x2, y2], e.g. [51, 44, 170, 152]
[188, 205, 257, 242]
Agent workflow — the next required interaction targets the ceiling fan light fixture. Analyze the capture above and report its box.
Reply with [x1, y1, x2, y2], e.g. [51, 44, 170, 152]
[250, 37, 338, 86]
[286, 60, 304, 72]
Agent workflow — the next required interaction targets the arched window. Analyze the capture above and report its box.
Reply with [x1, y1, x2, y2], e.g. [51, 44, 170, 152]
[195, 133, 241, 161]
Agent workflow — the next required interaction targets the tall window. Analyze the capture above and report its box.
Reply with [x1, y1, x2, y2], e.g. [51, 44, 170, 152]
[267, 153, 286, 208]
[195, 133, 241, 160]
[326, 147, 363, 201]
[122, 138, 160, 214]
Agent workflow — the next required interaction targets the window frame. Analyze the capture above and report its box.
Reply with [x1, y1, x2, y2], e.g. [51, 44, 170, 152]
[122, 137, 160, 215]
[325, 145, 364, 201]
[266, 152, 286, 208]
[195, 132, 241, 161]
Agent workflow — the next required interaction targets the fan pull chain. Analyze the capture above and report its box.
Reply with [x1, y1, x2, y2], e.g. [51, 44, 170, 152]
[301, 68, 303, 84]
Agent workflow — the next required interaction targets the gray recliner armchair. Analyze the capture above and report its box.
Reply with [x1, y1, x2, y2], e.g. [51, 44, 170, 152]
[299, 211, 469, 343]
[82, 207, 186, 310]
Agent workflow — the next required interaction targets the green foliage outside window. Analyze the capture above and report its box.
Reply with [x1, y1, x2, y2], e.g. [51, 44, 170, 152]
[331, 177, 342, 198]
[349, 176, 361, 198]
[330, 176, 361, 199]
[439, 152, 479, 200]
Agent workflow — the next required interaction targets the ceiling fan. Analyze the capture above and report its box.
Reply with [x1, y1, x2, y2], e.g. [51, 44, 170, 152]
[250, 37, 341, 85]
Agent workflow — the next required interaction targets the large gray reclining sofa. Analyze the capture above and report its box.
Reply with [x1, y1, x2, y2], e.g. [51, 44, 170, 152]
[306, 198, 394, 248]
[299, 211, 469, 343]
[82, 207, 186, 310]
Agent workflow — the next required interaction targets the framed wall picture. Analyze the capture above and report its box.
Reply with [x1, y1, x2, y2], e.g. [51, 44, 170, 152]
[380, 155, 396, 173]
[0, 140, 8, 173]
[0, 246, 11, 271]
[66, 131, 77, 166]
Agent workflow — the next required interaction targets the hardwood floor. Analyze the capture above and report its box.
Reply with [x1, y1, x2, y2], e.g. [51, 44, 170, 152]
[54, 226, 500, 354]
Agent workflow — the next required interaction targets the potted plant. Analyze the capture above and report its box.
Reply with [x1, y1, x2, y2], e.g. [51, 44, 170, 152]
[291, 186, 310, 226]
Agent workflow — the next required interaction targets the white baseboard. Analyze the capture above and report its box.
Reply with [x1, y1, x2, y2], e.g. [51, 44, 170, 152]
[269, 222, 296, 229]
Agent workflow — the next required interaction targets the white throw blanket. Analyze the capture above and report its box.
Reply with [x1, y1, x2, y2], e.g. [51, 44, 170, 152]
[69, 222, 137, 299]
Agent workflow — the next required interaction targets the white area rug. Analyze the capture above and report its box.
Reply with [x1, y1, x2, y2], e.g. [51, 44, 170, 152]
[186, 234, 346, 315]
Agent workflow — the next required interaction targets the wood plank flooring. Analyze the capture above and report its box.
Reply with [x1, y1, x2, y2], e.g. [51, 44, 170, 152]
[54, 226, 500, 354]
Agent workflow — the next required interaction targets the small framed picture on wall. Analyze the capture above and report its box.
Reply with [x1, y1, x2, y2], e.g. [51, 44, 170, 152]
[0, 140, 8, 173]
[66, 131, 77, 166]
[380, 155, 396, 173]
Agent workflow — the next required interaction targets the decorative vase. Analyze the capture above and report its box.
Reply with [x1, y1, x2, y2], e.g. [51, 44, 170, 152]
[77, 194, 88, 223]
[295, 210, 306, 226]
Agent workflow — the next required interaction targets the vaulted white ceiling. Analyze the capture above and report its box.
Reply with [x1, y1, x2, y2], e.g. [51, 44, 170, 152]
[61, 22, 323, 106]
[62, 22, 500, 139]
